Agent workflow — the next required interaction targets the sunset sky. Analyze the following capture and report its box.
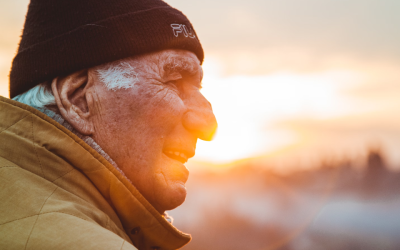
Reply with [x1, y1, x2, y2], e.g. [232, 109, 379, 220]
[1, 0, 399, 171]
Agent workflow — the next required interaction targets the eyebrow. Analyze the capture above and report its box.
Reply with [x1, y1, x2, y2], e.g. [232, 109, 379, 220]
[163, 56, 200, 78]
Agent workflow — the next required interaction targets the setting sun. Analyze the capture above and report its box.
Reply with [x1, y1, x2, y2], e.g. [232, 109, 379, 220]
[192, 57, 389, 170]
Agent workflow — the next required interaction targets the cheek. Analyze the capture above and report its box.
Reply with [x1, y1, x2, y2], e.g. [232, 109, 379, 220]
[135, 86, 185, 131]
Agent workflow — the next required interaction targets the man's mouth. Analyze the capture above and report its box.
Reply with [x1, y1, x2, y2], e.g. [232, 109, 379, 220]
[164, 150, 189, 163]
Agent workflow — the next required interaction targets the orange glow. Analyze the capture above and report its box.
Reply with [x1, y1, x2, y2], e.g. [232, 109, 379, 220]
[1, 0, 400, 171]
[2, 1, 400, 249]
[191, 56, 400, 170]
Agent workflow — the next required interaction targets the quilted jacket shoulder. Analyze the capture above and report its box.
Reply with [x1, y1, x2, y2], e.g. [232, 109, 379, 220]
[0, 97, 191, 250]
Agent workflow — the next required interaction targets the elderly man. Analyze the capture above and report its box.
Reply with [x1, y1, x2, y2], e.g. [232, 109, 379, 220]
[0, 0, 217, 249]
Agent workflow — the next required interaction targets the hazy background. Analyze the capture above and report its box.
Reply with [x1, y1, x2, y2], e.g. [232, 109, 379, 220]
[1, 1, 400, 249]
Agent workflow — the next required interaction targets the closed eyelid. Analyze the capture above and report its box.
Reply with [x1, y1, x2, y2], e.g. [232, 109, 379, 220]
[161, 57, 203, 91]
[166, 71, 183, 81]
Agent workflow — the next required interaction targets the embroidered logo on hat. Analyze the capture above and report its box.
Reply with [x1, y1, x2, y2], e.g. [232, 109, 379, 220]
[171, 24, 196, 38]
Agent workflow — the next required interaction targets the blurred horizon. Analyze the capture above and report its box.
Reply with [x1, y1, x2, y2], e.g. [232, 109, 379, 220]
[1, 0, 400, 172]
[171, 148, 400, 250]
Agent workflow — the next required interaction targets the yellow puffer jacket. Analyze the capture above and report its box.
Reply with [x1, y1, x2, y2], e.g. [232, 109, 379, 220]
[0, 97, 191, 250]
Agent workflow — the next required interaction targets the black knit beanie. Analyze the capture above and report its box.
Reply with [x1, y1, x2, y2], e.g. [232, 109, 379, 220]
[9, 0, 204, 98]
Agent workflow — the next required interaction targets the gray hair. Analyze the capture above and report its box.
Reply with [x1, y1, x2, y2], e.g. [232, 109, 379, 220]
[12, 83, 56, 109]
[12, 59, 138, 108]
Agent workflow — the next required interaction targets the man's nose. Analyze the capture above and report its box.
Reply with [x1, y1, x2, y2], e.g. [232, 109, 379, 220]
[183, 93, 217, 141]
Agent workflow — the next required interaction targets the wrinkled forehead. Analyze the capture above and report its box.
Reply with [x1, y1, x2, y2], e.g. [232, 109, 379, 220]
[132, 49, 203, 79]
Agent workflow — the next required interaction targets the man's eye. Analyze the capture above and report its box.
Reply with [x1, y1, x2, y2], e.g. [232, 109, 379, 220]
[165, 80, 180, 91]
[166, 80, 177, 86]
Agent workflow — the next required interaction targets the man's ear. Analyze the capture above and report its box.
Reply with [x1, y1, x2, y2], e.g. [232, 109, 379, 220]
[51, 70, 94, 135]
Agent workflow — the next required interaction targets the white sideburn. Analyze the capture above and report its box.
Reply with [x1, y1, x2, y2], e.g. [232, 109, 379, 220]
[96, 61, 139, 91]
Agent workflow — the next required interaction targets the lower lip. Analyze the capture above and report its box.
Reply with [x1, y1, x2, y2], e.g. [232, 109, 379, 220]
[163, 153, 189, 181]
[177, 182, 186, 189]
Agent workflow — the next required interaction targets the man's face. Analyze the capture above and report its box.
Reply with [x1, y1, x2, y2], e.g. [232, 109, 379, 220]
[88, 50, 217, 212]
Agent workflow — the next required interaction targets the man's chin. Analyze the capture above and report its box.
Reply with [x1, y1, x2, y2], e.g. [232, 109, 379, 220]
[152, 154, 189, 211]
[155, 181, 187, 212]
